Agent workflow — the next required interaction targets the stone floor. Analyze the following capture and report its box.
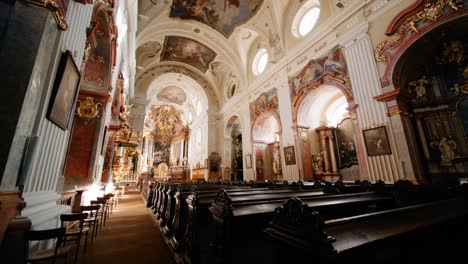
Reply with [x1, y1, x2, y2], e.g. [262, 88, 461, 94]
[76, 188, 173, 264]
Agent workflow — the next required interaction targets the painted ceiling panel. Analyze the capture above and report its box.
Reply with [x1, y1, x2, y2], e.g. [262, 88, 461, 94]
[161, 36, 217, 73]
[157, 86, 187, 105]
[169, 0, 264, 37]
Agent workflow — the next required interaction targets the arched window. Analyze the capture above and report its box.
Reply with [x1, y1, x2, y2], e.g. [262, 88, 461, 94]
[252, 49, 268, 75]
[292, 0, 321, 37]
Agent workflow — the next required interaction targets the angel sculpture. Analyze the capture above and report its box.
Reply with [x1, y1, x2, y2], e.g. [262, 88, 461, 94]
[408, 76, 431, 98]
[431, 137, 457, 166]
[119, 104, 133, 127]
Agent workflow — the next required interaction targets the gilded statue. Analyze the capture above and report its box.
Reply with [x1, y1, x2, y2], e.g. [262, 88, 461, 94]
[431, 137, 457, 166]
[312, 153, 324, 174]
[408, 76, 431, 98]
[437, 40, 464, 64]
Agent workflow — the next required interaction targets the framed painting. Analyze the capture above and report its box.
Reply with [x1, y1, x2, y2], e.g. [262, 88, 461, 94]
[245, 154, 252, 169]
[284, 146, 296, 165]
[363, 126, 392, 156]
[47, 50, 80, 130]
[334, 118, 358, 168]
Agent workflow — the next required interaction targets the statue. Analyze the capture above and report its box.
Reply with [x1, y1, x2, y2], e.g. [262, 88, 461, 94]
[450, 83, 460, 95]
[437, 40, 464, 64]
[408, 76, 431, 98]
[312, 153, 324, 174]
[438, 137, 456, 166]
[119, 104, 133, 127]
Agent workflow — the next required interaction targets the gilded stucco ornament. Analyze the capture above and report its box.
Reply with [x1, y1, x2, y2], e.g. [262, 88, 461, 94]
[25, 0, 68, 30]
[375, 0, 463, 64]
[76, 97, 102, 124]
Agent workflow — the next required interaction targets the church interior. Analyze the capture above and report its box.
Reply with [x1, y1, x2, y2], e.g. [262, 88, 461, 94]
[1, 0, 468, 263]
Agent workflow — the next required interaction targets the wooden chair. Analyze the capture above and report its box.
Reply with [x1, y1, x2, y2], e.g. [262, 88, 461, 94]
[80, 205, 100, 238]
[105, 193, 116, 214]
[60, 213, 89, 263]
[91, 199, 107, 229]
[24, 227, 72, 264]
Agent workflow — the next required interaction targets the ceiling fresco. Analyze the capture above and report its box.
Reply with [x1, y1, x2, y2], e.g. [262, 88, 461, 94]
[169, 0, 264, 37]
[157, 86, 187, 105]
[161, 36, 217, 73]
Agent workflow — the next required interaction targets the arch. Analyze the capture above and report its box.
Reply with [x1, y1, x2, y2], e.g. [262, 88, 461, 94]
[251, 110, 282, 143]
[292, 75, 353, 123]
[377, 4, 468, 87]
[388, 14, 468, 184]
[135, 64, 219, 110]
[251, 110, 282, 181]
[136, 22, 246, 88]
[224, 114, 243, 139]
[296, 84, 348, 128]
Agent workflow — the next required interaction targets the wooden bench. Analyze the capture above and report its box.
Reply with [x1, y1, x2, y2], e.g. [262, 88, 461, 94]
[264, 185, 468, 264]
[209, 189, 394, 263]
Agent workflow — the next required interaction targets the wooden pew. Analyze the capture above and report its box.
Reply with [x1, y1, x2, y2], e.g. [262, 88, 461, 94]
[172, 185, 332, 264]
[264, 187, 468, 264]
[208, 188, 394, 263]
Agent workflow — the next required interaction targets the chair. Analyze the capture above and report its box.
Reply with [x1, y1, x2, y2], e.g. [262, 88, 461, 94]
[90, 199, 107, 229]
[24, 227, 72, 264]
[105, 193, 116, 214]
[80, 205, 100, 238]
[60, 213, 89, 263]
[95, 197, 110, 225]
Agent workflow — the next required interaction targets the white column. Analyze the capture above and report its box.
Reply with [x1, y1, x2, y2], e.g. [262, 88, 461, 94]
[344, 35, 403, 182]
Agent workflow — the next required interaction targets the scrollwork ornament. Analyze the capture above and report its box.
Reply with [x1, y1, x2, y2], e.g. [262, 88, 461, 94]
[76, 97, 102, 124]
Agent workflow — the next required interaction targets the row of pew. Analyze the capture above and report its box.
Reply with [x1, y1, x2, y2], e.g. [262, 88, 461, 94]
[145, 179, 468, 264]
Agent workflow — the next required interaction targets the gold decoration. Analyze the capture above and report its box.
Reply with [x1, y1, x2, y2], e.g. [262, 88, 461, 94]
[375, 29, 403, 63]
[407, 76, 432, 98]
[25, 0, 68, 30]
[84, 74, 104, 86]
[437, 40, 464, 64]
[147, 105, 184, 146]
[430, 137, 457, 166]
[375, 0, 463, 63]
[76, 97, 102, 123]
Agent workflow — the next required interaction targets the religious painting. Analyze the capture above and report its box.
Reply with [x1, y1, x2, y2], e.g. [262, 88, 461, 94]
[245, 154, 252, 169]
[284, 146, 296, 165]
[249, 88, 279, 124]
[157, 86, 187, 105]
[289, 46, 349, 100]
[169, 0, 264, 38]
[161, 36, 216, 73]
[334, 118, 358, 168]
[47, 50, 80, 130]
[363, 126, 392, 156]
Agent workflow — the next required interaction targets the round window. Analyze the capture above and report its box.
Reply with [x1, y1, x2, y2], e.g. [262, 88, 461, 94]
[253, 49, 268, 75]
[292, 0, 320, 38]
[299, 7, 320, 36]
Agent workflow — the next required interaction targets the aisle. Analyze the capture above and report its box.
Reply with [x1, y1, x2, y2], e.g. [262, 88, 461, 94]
[77, 189, 173, 264]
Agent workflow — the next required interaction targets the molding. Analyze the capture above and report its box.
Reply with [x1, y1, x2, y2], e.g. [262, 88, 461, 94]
[25, 0, 68, 30]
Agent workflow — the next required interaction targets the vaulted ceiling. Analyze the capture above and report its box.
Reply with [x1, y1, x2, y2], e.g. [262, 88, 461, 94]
[135, 0, 345, 113]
